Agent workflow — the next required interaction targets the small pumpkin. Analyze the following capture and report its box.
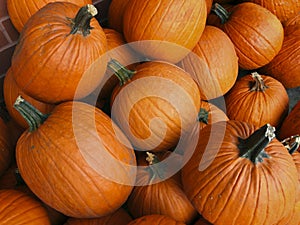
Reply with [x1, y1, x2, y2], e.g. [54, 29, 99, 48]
[178, 25, 238, 100]
[278, 100, 300, 151]
[107, 0, 131, 33]
[122, 0, 207, 63]
[7, 0, 92, 32]
[127, 214, 186, 225]
[127, 151, 198, 224]
[64, 207, 132, 225]
[0, 117, 13, 177]
[181, 121, 298, 224]
[0, 189, 51, 225]
[3, 67, 54, 129]
[224, 72, 289, 128]
[260, 14, 300, 88]
[11, 2, 108, 104]
[110, 59, 201, 152]
[210, 2, 284, 70]
[15, 96, 137, 218]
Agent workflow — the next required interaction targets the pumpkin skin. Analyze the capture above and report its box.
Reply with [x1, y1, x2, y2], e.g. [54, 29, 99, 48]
[15, 100, 137, 218]
[210, 2, 284, 70]
[122, 0, 207, 63]
[107, 0, 131, 33]
[7, 0, 92, 32]
[110, 61, 201, 152]
[224, 72, 289, 128]
[0, 117, 13, 177]
[3, 67, 54, 129]
[127, 151, 198, 224]
[181, 120, 298, 225]
[244, 0, 300, 23]
[278, 101, 300, 148]
[260, 14, 300, 88]
[127, 214, 186, 225]
[64, 207, 132, 225]
[11, 2, 108, 104]
[178, 25, 238, 100]
[0, 189, 51, 225]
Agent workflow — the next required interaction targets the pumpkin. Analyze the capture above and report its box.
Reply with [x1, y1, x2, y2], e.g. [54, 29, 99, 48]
[224, 72, 289, 128]
[0, 189, 51, 225]
[181, 121, 298, 224]
[243, 0, 300, 23]
[122, 0, 207, 63]
[260, 14, 300, 88]
[110, 60, 201, 152]
[14, 96, 137, 218]
[278, 101, 300, 150]
[64, 207, 132, 225]
[107, 0, 131, 33]
[197, 101, 228, 130]
[127, 214, 186, 225]
[178, 25, 238, 100]
[3, 67, 54, 129]
[127, 151, 198, 224]
[7, 0, 92, 32]
[210, 2, 284, 70]
[11, 2, 108, 104]
[0, 117, 13, 177]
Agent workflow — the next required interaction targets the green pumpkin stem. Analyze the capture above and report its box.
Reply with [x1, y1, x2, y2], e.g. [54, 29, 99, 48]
[281, 135, 300, 155]
[198, 108, 209, 124]
[250, 72, 269, 92]
[146, 152, 165, 183]
[69, 4, 98, 36]
[238, 124, 275, 164]
[107, 59, 136, 86]
[13, 96, 48, 132]
[211, 3, 231, 24]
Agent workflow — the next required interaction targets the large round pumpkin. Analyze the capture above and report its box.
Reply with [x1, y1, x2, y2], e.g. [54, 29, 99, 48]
[3, 67, 54, 129]
[11, 2, 108, 104]
[110, 60, 201, 152]
[181, 121, 298, 225]
[7, 0, 92, 32]
[15, 97, 137, 218]
[0, 117, 13, 177]
[122, 0, 207, 63]
[178, 25, 238, 100]
[127, 151, 198, 224]
[0, 189, 51, 225]
[64, 207, 132, 225]
[260, 14, 300, 88]
[209, 2, 284, 70]
[127, 214, 186, 225]
[224, 72, 289, 128]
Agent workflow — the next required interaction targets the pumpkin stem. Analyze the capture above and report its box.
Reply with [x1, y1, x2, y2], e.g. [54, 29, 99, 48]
[211, 3, 231, 24]
[238, 124, 275, 164]
[13, 96, 48, 132]
[249, 72, 269, 92]
[69, 4, 98, 36]
[197, 108, 209, 124]
[281, 135, 300, 155]
[146, 152, 164, 183]
[107, 59, 136, 86]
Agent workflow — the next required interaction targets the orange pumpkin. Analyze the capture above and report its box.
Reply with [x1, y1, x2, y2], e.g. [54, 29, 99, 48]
[224, 72, 289, 128]
[122, 0, 207, 63]
[107, 0, 131, 33]
[3, 67, 54, 129]
[127, 151, 198, 224]
[181, 121, 298, 224]
[110, 60, 201, 152]
[127, 214, 186, 225]
[64, 208, 132, 225]
[210, 2, 284, 70]
[7, 0, 92, 32]
[178, 25, 238, 100]
[15, 97, 137, 218]
[11, 2, 108, 104]
[0, 189, 51, 225]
